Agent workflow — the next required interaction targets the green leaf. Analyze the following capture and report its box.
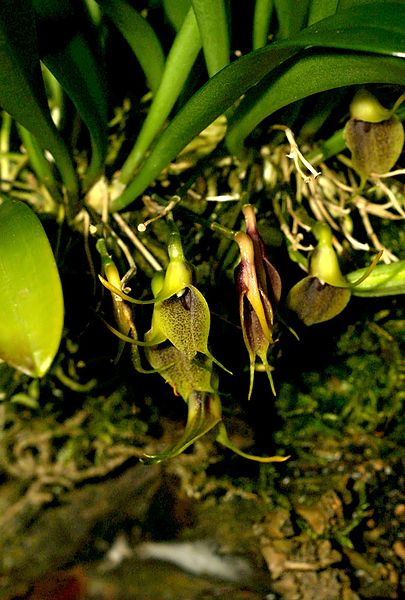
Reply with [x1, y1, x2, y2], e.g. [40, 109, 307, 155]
[112, 43, 297, 209]
[98, 0, 165, 94]
[0, 0, 79, 207]
[17, 124, 64, 204]
[118, 6, 201, 184]
[33, 0, 108, 191]
[0, 196, 64, 378]
[336, 0, 384, 10]
[111, 2, 405, 210]
[274, 0, 311, 38]
[307, 0, 339, 25]
[226, 52, 405, 157]
[162, 0, 191, 31]
[348, 261, 405, 297]
[191, 0, 230, 76]
[253, 0, 274, 49]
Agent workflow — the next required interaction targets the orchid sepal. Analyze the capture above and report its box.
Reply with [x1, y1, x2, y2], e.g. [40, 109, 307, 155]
[216, 424, 289, 463]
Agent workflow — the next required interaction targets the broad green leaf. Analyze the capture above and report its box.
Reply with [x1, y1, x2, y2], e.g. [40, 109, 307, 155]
[0, 1, 49, 131]
[308, 0, 339, 25]
[191, 0, 230, 76]
[0, 196, 64, 378]
[337, 0, 384, 10]
[0, 0, 79, 206]
[118, 6, 201, 184]
[226, 53, 405, 157]
[98, 0, 165, 94]
[33, 0, 108, 191]
[111, 2, 405, 210]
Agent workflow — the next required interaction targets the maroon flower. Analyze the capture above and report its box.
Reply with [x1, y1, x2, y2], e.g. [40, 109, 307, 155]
[235, 205, 281, 398]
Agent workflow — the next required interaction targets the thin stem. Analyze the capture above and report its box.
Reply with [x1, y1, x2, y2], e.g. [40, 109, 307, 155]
[113, 212, 163, 271]
[210, 221, 236, 240]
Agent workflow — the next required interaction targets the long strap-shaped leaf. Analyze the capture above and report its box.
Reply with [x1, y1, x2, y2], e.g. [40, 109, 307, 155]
[273, 0, 311, 39]
[162, 0, 192, 32]
[118, 6, 202, 185]
[98, 0, 165, 94]
[191, 0, 230, 76]
[307, 0, 339, 25]
[253, 0, 274, 49]
[226, 52, 405, 157]
[17, 124, 64, 204]
[33, 0, 108, 192]
[0, 0, 79, 208]
[111, 2, 405, 211]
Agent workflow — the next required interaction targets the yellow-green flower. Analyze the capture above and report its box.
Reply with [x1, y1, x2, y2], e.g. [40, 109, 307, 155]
[145, 228, 230, 373]
[99, 220, 288, 464]
[286, 222, 351, 325]
[344, 89, 404, 181]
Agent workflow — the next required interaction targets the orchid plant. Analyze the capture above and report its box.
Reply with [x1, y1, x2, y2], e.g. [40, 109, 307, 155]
[0, 0, 404, 464]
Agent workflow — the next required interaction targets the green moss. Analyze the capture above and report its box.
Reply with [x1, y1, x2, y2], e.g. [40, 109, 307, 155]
[379, 218, 405, 260]
[276, 311, 403, 446]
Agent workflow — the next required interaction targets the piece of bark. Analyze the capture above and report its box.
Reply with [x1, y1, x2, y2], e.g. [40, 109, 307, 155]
[0, 464, 160, 599]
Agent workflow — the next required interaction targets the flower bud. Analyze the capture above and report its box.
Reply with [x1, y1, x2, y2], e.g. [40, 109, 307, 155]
[243, 204, 282, 304]
[235, 205, 281, 398]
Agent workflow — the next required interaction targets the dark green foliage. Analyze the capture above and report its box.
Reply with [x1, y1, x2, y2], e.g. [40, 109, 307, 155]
[276, 310, 404, 443]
